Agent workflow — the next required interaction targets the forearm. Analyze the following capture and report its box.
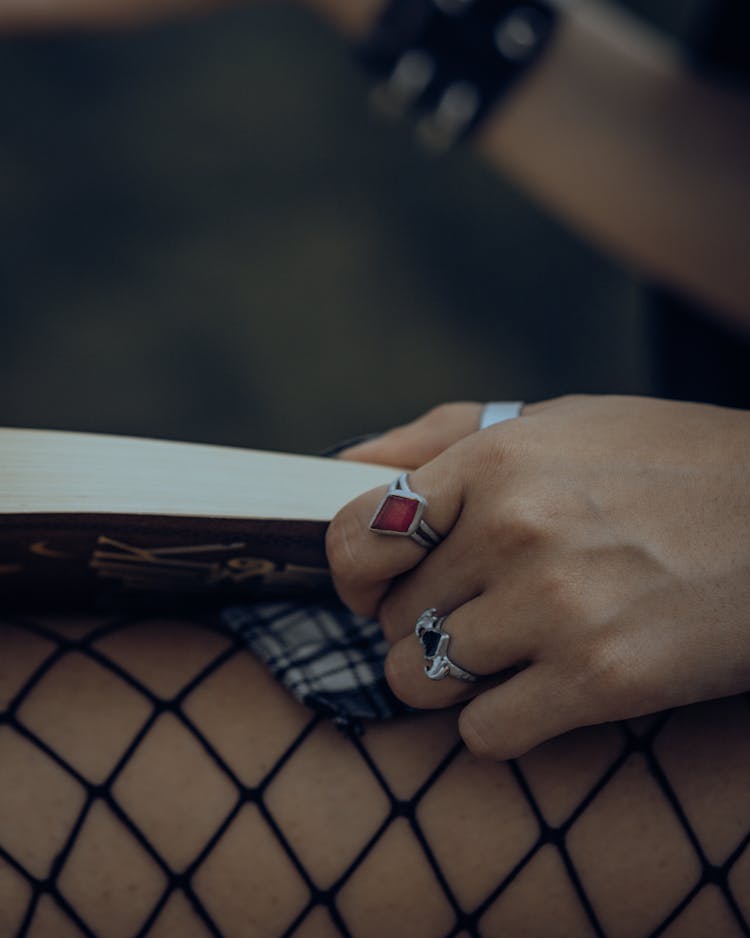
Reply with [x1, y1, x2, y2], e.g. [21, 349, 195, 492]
[478, 0, 750, 330]
[308, 0, 750, 330]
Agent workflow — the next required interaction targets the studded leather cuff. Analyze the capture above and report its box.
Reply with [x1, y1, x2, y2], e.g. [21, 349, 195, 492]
[358, 0, 557, 148]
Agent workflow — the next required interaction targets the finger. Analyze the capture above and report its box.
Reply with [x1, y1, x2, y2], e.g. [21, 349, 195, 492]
[376, 513, 485, 643]
[337, 403, 482, 469]
[384, 594, 533, 709]
[458, 664, 583, 761]
[375, 487, 542, 644]
[326, 437, 476, 616]
[385, 638, 496, 709]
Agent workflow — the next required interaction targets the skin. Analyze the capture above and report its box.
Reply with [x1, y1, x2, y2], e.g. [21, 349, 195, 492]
[5, 615, 750, 937]
[328, 396, 750, 760]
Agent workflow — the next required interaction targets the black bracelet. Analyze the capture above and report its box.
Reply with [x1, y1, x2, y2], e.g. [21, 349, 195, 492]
[358, 0, 557, 148]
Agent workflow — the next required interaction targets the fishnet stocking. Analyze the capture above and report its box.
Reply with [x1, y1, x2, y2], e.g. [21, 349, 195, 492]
[1, 614, 750, 937]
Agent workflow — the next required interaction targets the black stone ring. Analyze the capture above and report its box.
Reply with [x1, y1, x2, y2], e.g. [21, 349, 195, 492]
[414, 608, 479, 682]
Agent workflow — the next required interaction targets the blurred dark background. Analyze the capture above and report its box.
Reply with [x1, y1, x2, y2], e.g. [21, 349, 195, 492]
[0, 0, 704, 454]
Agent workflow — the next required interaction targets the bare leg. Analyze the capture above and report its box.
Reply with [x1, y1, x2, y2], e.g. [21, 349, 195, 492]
[1, 614, 749, 937]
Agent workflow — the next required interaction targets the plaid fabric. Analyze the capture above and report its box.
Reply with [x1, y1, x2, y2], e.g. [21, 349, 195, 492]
[222, 602, 406, 729]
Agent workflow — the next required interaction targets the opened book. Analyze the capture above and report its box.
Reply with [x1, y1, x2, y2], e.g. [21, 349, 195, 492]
[0, 428, 397, 609]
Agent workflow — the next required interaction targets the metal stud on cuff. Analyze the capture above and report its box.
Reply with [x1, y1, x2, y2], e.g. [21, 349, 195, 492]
[358, 0, 558, 147]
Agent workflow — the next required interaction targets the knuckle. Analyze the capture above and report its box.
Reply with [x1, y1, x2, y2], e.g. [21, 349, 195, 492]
[581, 635, 622, 684]
[554, 393, 588, 407]
[531, 393, 589, 416]
[458, 708, 507, 762]
[423, 402, 463, 425]
[380, 423, 414, 447]
[325, 511, 364, 582]
[377, 594, 406, 643]
[491, 496, 550, 550]
[415, 401, 481, 445]
[575, 634, 637, 714]
[384, 650, 422, 706]
[348, 588, 383, 619]
[326, 513, 381, 617]
[537, 568, 587, 622]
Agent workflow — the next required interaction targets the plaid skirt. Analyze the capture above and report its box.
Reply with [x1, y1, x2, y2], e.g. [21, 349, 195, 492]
[223, 602, 405, 730]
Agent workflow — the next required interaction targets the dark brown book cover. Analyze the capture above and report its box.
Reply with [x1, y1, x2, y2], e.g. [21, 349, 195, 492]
[0, 513, 333, 611]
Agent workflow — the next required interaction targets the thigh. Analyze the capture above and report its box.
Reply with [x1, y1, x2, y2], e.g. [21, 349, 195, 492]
[1, 614, 749, 938]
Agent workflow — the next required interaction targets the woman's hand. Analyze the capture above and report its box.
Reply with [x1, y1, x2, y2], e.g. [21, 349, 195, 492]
[328, 395, 750, 759]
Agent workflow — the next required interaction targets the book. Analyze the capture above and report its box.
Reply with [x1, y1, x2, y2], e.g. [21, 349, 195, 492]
[0, 428, 398, 610]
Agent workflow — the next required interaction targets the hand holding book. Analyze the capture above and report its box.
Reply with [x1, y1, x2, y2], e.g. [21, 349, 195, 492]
[328, 395, 750, 758]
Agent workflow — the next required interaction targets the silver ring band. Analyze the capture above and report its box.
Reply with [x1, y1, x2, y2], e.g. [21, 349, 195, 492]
[415, 608, 479, 682]
[479, 401, 523, 429]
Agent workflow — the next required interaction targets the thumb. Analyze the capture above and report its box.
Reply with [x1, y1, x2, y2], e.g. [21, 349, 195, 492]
[338, 402, 482, 469]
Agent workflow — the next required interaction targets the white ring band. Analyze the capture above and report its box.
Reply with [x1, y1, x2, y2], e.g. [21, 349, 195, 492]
[479, 401, 523, 429]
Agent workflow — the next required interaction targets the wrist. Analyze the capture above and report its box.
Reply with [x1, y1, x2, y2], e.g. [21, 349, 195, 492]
[357, 0, 558, 148]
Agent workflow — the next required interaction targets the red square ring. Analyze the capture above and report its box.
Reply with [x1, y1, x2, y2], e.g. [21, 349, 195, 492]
[368, 472, 442, 550]
[369, 491, 425, 536]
